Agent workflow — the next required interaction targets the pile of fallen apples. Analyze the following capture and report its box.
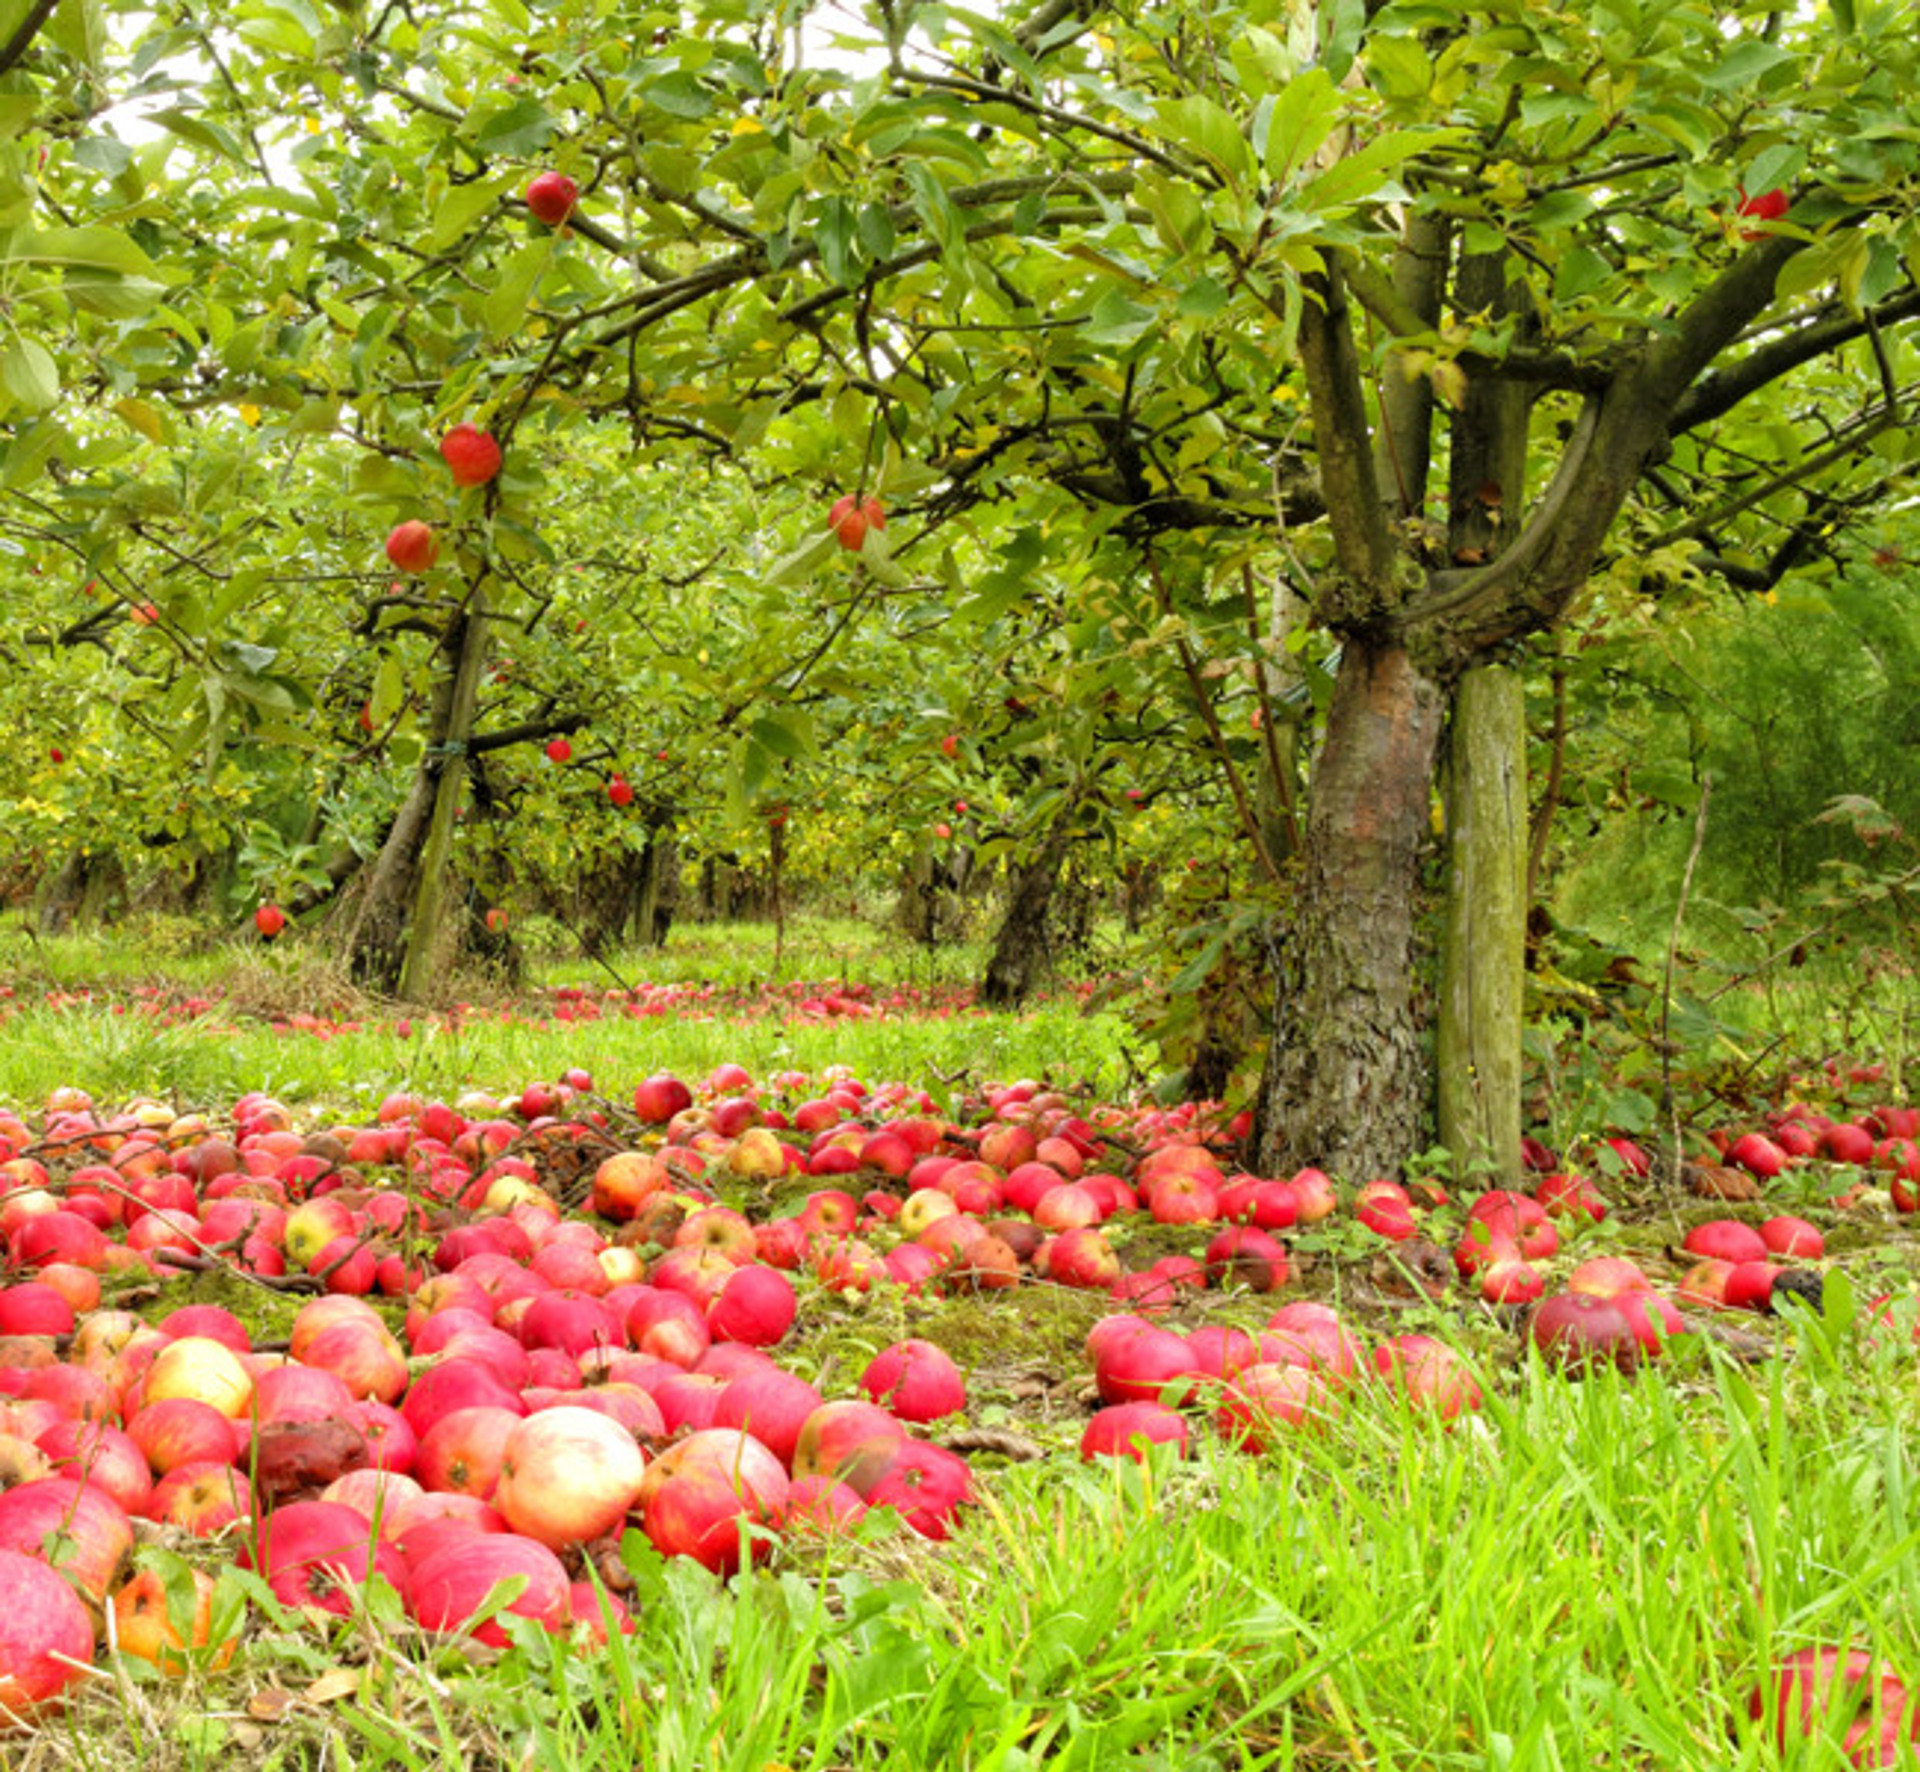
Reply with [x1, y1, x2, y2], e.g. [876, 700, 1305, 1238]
[0, 1067, 1915, 1734]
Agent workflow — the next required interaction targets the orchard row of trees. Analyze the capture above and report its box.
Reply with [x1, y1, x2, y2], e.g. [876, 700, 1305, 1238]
[0, 0, 1915, 1179]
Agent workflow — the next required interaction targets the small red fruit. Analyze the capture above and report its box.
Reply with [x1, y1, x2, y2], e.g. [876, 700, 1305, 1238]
[828, 493, 885, 551]
[608, 776, 634, 807]
[545, 737, 572, 764]
[385, 520, 438, 573]
[484, 908, 508, 934]
[255, 903, 287, 939]
[1736, 186, 1789, 240]
[439, 422, 502, 487]
[525, 171, 579, 227]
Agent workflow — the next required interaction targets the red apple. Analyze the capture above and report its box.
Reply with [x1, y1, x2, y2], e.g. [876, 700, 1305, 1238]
[1202, 1224, 1289, 1292]
[410, 1531, 570, 1646]
[492, 1406, 646, 1550]
[1216, 1362, 1342, 1451]
[0, 1547, 95, 1713]
[862, 1440, 972, 1540]
[385, 519, 437, 573]
[859, 1340, 966, 1424]
[707, 1266, 796, 1348]
[828, 493, 885, 551]
[633, 1075, 695, 1125]
[1760, 1216, 1823, 1260]
[439, 421, 502, 487]
[147, 1461, 249, 1535]
[1748, 1644, 1916, 1759]
[1080, 1401, 1190, 1463]
[255, 903, 287, 939]
[245, 1498, 408, 1616]
[1684, 1219, 1769, 1265]
[0, 1476, 134, 1603]
[1530, 1292, 1639, 1373]
[1373, 1334, 1482, 1421]
[525, 170, 578, 227]
[790, 1401, 908, 1496]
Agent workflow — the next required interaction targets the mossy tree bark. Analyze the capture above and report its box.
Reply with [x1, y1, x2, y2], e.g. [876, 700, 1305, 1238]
[345, 599, 488, 995]
[1255, 230, 1809, 1179]
[1438, 664, 1527, 1180]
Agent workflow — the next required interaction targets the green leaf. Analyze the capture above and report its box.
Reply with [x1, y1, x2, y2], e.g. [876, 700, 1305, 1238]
[1297, 128, 1450, 214]
[1699, 40, 1793, 91]
[814, 196, 858, 288]
[1157, 95, 1252, 184]
[1083, 287, 1155, 346]
[21, 225, 160, 276]
[72, 136, 132, 178]
[430, 179, 507, 251]
[0, 339, 59, 411]
[370, 652, 403, 727]
[484, 239, 555, 339]
[1260, 68, 1342, 185]
[469, 97, 555, 157]
[751, 711, 816, 759]
[149, 108, 249, 166]
[644, 72, 714, 120]
[1176, 274, 1229, 320]
[766, 527, 840, 587]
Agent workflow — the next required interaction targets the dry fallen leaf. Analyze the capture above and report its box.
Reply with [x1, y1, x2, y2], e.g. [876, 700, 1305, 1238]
[248, 1687, 299, 1723]
[1687, 1164, 1762, 1202]
[304, 1668, 363, 1705]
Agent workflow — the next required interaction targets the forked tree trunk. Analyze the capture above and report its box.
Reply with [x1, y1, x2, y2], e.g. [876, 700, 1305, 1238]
[345, 604, 486, 993]
[1437, 664, 1526, 1181]
[1255, 640, 1445, 1177]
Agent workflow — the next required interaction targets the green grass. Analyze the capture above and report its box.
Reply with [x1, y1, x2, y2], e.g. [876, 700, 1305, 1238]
[25, 1320, 1920, 1772]
[0, 912, 1135, 1116]
[10, 917, 1920, 1770]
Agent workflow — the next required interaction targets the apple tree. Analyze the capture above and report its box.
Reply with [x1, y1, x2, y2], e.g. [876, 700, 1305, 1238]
[4, 0, 1917, 1188]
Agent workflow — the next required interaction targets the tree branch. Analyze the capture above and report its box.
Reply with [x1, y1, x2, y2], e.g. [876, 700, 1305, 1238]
[1297, 264, 1399, 624]
[0, 0, 57, 77]
[1671, 286, 1920, 435]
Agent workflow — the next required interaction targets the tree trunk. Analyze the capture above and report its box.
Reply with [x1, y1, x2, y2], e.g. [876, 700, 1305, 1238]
[638, 825, 679, 946]
[344, 605, 486, 993]
[1255, 640, 1446, 1178]
[399, 595, 488, 1000]
[978, 811, 1076, 1008]
[1431, 250, 1534, 1181]
[1437, 664, 1526, 1181]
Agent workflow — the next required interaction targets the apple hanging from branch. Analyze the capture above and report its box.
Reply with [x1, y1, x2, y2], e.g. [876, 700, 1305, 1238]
[525, 171, 579, 227]
[439, 422, 502, 487]
[828, 493, 885, 551]
[385, 520, 438, 573]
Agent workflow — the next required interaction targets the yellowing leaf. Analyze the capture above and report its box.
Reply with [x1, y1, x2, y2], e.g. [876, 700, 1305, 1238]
[731, 116, 763, 135]
[304, 1668, 361, 1704]
[238, 402, 261, 425]
[115, 397, 165, 442]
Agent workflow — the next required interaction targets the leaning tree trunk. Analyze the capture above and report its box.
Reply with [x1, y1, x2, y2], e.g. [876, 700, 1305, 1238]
[977, 807, 1076, 1009]
[345, 602, 487, 993]
[1255, 640, 1446, 1178]
[1437, 664, 1526, 1181]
